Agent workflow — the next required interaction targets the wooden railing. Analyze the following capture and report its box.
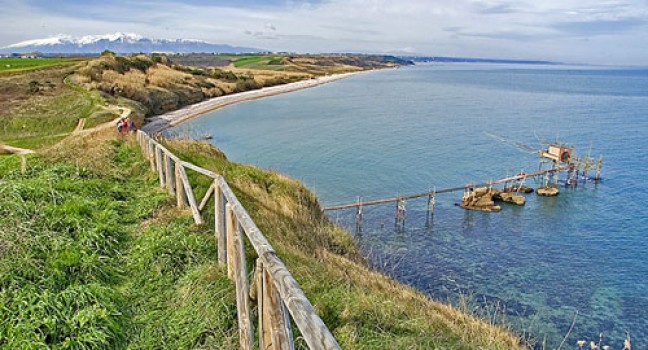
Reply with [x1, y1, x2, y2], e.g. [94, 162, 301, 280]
[136, 130, 340, 350]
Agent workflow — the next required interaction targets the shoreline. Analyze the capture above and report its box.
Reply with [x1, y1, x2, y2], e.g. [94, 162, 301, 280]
[142, 71, 362, 134]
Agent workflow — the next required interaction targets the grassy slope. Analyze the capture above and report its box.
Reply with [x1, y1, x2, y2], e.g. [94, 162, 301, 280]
[164, 140, 525, 350]
[0, 131, 525, 349]
[0, 65, 105, 149]
[0, 137, 239, 349]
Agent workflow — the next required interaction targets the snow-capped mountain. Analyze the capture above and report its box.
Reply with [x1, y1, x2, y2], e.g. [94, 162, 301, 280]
[0, 32, 262, 54]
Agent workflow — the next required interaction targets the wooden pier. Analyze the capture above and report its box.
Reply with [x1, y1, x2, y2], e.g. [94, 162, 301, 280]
[323, 166, 568, 211]
[324, 138, 602, 229]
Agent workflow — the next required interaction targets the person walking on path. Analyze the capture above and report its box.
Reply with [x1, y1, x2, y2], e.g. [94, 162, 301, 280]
[117, 119, 124, 134]
[128, 119, 137, 132]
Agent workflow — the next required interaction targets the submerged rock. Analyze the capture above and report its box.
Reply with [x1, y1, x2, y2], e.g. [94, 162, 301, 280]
[537, 187, 560, 197]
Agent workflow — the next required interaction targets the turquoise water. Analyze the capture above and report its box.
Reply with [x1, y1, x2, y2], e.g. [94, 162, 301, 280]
[172, 64, 648, 348]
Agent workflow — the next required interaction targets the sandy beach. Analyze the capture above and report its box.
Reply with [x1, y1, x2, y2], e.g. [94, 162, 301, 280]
[142, 72, 360, 134]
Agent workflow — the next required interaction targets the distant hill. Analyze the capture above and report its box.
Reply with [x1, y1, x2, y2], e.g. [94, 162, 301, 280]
[0, 32, 263, 54]
[402, 56, 557, 65]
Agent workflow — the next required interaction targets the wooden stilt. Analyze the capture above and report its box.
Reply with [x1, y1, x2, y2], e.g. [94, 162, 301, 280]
[426, 187, 436, 226]
[355, 197, 362, 232]
[395, 197, 406, 230]
[595, 156, 603, 182]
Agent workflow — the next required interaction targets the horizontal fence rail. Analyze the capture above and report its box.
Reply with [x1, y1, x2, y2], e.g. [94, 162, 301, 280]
[136, 130, 340, 350]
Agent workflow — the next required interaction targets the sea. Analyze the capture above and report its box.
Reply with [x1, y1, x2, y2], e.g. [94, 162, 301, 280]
[171, 63, 648, 348]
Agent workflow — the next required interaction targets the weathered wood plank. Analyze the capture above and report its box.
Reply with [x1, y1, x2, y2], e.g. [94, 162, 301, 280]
[233, 221, 254, 350]
[180, 160, 219, 178]
[225, 204, 235, 280]
[219, 175, 339, 348]
[263, 264, 295, 350]
[148, 140, 156, 171]
[156, 146, 165, 187]
[263, 252, 340, 350]
[256, 260, 268, 350]
[215, 183, 227, 266]
[164, 154, 175, 195]
[175, 165, 187, 208]
[177, 165, 203, 225]
[198, 182, 215, 212]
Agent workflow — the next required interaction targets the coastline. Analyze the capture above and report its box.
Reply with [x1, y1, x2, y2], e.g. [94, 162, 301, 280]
[142, 71, 361, 134]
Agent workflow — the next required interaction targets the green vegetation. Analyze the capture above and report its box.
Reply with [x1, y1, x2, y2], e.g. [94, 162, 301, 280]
[0, 54, 525, 349]
[163, 140, 525, 349]
[0, 88, 95, 149]
[0, 58, 76, 73]
[0, 65, 108, 150]
[229, 55, 286, 69]
[0, 141, 238, 349]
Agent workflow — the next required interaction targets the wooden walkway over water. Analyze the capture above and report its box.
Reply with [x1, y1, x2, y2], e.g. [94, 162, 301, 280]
[323, 166, 569, 211]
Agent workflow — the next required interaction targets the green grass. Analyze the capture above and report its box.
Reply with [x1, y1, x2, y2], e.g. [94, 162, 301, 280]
[0, 58, 75, 73]
[163, 140, 526, 350]
[0, 76, 105, 150]
[0, 135, 525, 349]
[85, 110, 117, 129]
[0, 141, 239, 349]
[0, 134, 68, 150]
[216, 55, 286, 68]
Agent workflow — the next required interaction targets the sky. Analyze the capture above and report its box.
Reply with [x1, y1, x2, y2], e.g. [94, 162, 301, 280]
[1, 0, 647, 65]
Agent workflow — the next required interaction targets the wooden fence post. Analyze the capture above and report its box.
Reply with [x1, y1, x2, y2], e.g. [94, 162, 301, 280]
[256, 259, 267, 349]
[148, 140, 156, 171]
[226, 203, 235, 280]
[156, 147, 165, 187]
[233, 221, 254, 350]
[165, 154, 174, 195]
[258, 259, 295, 350]
[175, 165, 187, 208]
[215, 182, 227, 267]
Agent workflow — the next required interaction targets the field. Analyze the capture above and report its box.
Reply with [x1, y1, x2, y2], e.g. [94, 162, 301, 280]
[0, 66, 95, 149]
[0, 58, 77, 73]
[229, 55, 286, 69]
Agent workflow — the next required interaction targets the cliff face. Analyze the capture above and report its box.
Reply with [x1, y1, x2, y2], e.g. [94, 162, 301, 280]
[69, 54, 301, 117]
[69, 54, 411, 118]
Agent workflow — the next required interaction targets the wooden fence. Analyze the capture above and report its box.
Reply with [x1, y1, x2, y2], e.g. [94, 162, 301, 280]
[136, 130, 340, 350]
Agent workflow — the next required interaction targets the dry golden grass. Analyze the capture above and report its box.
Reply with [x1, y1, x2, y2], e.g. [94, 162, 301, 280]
[146, 65, 192, 89]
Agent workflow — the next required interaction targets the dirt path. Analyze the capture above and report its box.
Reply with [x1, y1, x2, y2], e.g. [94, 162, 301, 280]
[66, 106, 132, 137]
[1, 106, 132, 155]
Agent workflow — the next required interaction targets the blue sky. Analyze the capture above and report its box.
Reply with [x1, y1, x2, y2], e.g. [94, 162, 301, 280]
[1, 0, 647, 65]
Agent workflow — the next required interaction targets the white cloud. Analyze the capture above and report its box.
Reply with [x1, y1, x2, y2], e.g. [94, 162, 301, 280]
[1, 0, 647, 64]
